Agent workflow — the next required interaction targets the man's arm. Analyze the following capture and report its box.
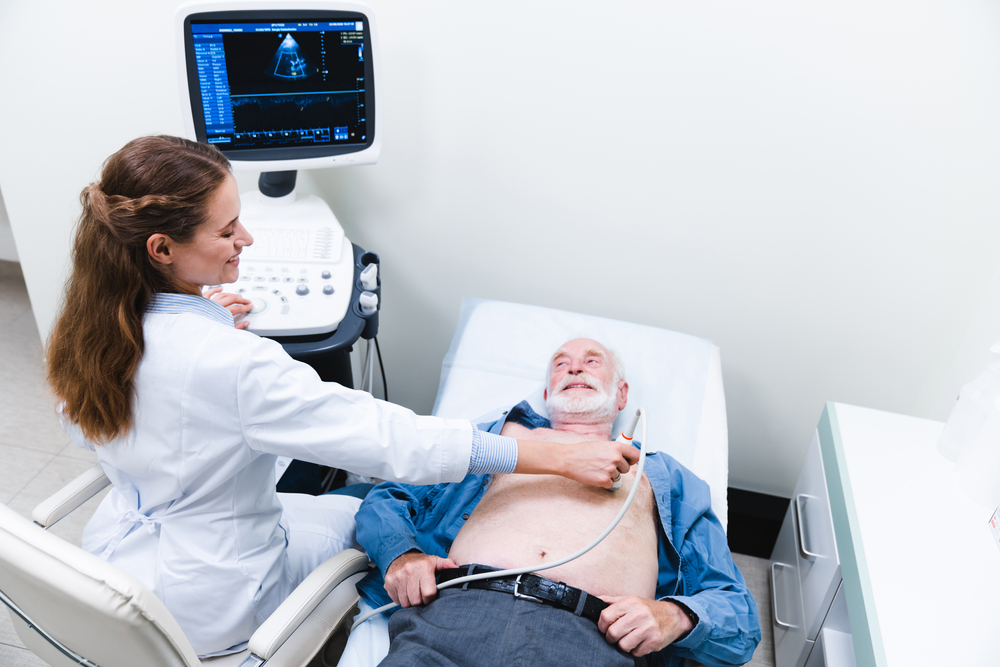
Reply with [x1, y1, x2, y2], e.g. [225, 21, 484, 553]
[595, 454, 760, 666]
[355, 475, 487, 609]
[598, 596, 695, 656]
[599, 531, 759, 665]
[659, 551, 760, 666]
[382, 551, 457, 607]
[655, 467, 761, 666]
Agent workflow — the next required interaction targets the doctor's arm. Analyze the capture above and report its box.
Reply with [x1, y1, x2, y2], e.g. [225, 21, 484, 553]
[238, 339, 637, 487]
[514, 437, 639, 489]
[204, 287, 252, 329]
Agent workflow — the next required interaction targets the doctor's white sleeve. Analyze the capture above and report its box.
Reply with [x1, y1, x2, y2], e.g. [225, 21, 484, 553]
[235, 337, 478, 486]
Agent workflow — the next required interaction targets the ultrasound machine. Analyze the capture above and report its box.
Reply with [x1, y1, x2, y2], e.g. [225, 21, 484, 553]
[177, 1, 382, 393]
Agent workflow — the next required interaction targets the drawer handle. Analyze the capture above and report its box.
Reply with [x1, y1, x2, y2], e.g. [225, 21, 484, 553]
[795, 494, 822, 559]
[770, 562, 798, 629]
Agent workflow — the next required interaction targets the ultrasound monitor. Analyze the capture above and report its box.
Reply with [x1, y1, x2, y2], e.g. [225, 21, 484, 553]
[172, 3, 383, 341]
[176, 2, 380, 172]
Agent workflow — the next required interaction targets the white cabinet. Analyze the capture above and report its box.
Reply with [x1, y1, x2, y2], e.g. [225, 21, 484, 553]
[782, 403, 1000, 665]
[770, 430, 853, 667]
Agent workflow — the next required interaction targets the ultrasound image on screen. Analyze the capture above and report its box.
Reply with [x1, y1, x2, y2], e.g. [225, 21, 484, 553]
[231, 93, 360, 146]
[266, 33, 319, 80]
[191, 20, 369, 152]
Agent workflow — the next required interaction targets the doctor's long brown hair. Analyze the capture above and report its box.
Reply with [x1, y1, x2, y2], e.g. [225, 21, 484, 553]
[47, 136, 231, 444]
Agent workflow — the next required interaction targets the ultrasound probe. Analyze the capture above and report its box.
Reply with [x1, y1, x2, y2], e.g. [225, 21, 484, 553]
[351, 408, 648, 629]
[611, 410, 641, 491]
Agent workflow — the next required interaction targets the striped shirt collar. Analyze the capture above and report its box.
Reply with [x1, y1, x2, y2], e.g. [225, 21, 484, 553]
[146, 293, 234, 328]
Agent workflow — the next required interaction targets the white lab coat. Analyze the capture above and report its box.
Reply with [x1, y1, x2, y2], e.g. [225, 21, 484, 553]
[68, 303, 473, 656]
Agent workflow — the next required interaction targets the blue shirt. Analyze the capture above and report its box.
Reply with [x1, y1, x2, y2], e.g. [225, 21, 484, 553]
[356, 402, 761, 667]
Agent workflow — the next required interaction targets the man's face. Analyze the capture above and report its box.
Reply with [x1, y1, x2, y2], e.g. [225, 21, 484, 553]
[543, 338, 625, 421]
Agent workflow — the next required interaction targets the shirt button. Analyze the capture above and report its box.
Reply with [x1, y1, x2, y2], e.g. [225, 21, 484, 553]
[502, 411, 508, 415]
[462, 513, 470, 520]
[482, 479, 489, 486]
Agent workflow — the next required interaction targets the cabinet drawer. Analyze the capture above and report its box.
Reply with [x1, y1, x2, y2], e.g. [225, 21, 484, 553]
[803, 582, 855, 667]
[770, 503, 812, 667]
[803, 628, 857, 667]
[793, 430, 841, 641]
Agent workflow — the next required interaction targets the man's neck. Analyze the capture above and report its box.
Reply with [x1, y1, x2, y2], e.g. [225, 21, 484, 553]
[547, 416, 615, 441]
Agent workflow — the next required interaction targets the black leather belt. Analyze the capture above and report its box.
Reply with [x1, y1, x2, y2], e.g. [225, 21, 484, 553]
[437, 565, 609, 623]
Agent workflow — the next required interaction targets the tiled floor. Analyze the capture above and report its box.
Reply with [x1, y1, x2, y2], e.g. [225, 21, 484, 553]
[0, 259, 775, 666]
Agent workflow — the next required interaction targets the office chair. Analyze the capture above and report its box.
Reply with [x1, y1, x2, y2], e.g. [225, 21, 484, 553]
[0, 464, 368, 667]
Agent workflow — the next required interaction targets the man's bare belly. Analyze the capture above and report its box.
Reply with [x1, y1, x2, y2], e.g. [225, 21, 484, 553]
[447, 422, 659, 599]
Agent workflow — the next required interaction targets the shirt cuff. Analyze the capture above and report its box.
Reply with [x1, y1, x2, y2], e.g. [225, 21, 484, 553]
[468, 428, 518, 474]
[661, 595, 709, 649]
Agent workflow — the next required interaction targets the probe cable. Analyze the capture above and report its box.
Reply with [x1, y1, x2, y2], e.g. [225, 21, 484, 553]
[361, 336, 387, 401]
[374, 336, 387, 401]
[352, 408, 648, 628]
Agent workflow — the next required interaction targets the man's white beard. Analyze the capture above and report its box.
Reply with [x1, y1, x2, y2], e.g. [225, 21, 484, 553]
[545, 373, 619, 422]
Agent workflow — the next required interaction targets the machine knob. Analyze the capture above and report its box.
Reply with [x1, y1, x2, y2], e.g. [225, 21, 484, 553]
[323, 285, 334, 295]
[296, 284, 310, 296]
[249, 298, 267, 314]
[321, 270, 331, 279]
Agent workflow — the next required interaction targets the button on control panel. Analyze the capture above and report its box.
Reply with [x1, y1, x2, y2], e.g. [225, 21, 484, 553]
[217, 237, 354, 336]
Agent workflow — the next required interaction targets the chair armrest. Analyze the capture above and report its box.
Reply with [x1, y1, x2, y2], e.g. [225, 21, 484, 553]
[247, 548, 370, 661]
[31, 464, 110, 528]
[256, 570, 368, 667]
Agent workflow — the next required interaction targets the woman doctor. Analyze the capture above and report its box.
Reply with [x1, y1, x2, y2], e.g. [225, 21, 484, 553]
[45, 135, 637, 658]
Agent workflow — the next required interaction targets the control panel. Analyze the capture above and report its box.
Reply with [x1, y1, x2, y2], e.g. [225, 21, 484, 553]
[221, 236, 355, 336]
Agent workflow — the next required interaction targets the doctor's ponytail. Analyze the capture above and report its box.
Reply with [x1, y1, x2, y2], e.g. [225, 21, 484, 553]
[47, 136, 231, 444]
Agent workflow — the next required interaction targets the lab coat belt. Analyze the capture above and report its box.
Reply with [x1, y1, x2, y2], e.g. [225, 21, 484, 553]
[100, 509, 161, 560]
[437, 565, 608, 622]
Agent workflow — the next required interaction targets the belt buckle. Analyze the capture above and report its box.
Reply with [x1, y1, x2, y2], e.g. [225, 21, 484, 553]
[512, 574, 543, 604]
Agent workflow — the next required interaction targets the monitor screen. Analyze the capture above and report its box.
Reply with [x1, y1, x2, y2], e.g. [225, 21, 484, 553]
[181, 10, 375, 164]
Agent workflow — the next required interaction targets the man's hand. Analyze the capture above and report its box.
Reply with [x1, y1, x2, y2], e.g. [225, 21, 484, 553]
[598, 596, 694, 657]
[204, 287, 253, 330]
[554, 440, 639, 489]
[384, 551, 458, 608]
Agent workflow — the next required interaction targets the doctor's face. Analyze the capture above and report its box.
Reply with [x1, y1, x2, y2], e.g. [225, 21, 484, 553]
[167, 173, 253, 293]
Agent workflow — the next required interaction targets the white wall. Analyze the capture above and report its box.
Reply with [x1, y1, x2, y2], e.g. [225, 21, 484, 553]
[2, 0, 1000, 497]
[0, 188, 17, 262]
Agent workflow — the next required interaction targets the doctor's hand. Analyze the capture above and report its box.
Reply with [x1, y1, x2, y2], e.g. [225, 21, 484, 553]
[516, 440, 639, 489]
[204, 287, 253, 330]
[384, 551, 458, 608]
[598, 596, 695, 657]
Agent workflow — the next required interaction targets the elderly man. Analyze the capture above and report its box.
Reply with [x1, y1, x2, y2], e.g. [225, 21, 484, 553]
[355, 338, 760, 667]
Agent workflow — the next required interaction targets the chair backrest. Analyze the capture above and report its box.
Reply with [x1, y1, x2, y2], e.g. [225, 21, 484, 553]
[0, 502, 203, 667]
